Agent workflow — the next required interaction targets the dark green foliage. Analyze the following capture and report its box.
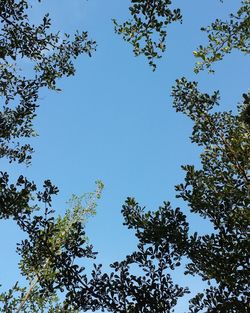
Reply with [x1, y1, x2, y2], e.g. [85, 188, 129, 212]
[240, 92, 250, 128]
[0, 0, 96, 164]
[75, 80, 249, 312]
[0, 1, 98, 311]
[194, 0, 250, 73]
[16, 180, 96, 298]
[122, 198, 189, 257]
[68, 198, 189, 312]
[0, 1, 249, 312]
[113, 0, 182, 70]
[0, 172, 101, 312]
[172, 79, 250, 312]
[0, 172, 36, 219]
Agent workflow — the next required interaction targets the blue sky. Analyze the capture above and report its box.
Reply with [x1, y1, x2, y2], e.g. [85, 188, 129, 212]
[0, 0, 249, 311]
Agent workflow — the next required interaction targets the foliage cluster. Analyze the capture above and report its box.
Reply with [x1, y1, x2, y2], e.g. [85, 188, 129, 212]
[0, 0, 249, 312]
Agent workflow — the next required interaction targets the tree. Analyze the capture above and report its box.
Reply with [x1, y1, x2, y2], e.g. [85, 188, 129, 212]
[172, 80, 249, 312]
[113, 0, 182, 70]
[0, 0, 102, 311]
[70, 87, 249, 312]
[193, 0, 250, 73]
[67, 1, 249, 312]
[1, 0, 249, 312]
[0, 0, 96, 164]
[0, 179, 103, 312]
[114, 0, 249, 71]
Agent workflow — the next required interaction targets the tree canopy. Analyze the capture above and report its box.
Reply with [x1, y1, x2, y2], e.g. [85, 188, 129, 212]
[0, 0, 249, 312]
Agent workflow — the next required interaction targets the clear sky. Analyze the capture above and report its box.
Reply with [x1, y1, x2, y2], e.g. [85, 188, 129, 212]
[0, 0, 249, 311]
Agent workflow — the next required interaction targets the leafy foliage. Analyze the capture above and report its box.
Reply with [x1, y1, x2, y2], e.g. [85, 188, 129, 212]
[0, 175, 103, 312]
[113, 0, 182, 70]
[240, 92, 250, 128]
[67, 198, 189, 312]
[193, 0, 250, 73]
[0, 0, 100, 311]
[0, 282, 76, 313]
[172, 79, 249, 311]
[0, 1, 249, 312]
[0, 0, 96, 164]
[73, 82, 249, 312]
